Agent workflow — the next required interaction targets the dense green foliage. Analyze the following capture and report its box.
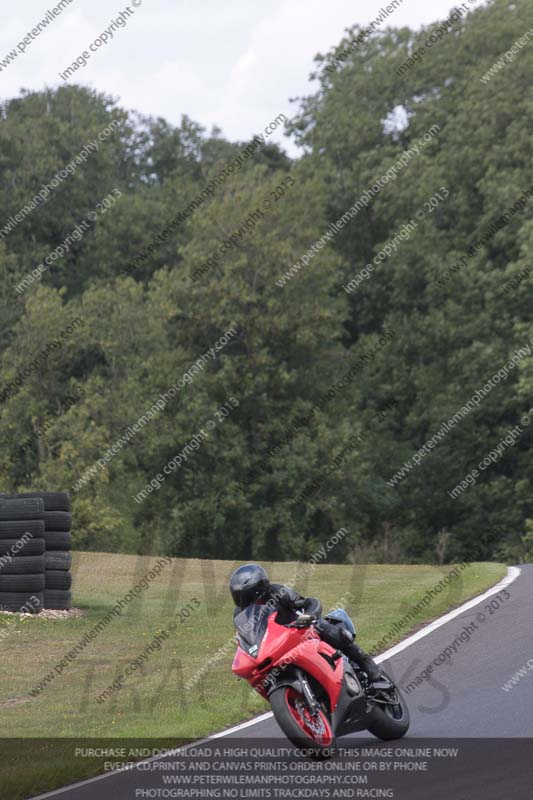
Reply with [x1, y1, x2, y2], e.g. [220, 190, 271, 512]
[0, 0, 531, 563]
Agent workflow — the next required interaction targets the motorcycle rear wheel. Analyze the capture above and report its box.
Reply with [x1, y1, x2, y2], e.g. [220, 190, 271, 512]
[270, 685, 335, 758]
[367, 672, 410, 740]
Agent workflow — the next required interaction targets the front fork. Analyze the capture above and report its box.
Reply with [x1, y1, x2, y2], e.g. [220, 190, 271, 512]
[297, 670, 321, 716]
[266, 668, 322, 717]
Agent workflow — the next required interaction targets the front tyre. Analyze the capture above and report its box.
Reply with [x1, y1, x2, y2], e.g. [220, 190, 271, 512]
[270, 685, 335, 757]
[367, 672, 410, 740]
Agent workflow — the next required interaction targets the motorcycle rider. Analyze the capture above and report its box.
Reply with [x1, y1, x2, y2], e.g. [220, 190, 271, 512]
[230, 563, 384, 684]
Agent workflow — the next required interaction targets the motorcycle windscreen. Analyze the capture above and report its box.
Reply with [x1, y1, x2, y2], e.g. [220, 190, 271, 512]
[234, 604, 275, 658]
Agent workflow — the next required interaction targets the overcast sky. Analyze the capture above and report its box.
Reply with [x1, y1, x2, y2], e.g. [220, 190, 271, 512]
[0, 0, 484, 153]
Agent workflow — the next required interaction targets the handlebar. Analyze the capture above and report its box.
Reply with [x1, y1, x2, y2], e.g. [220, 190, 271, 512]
[286, 616, 316, 628]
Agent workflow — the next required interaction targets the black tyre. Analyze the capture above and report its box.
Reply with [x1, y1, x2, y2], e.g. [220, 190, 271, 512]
[44, 590, 71, 610]
[270, 683, 335, 757]
[43, 511, 72, 531]
[44, 552, 72, 570]
[1, 492, 71, 512]
[0, 574, 45, 592]
[0, 555, 45, 574]
[45, 570, 72, 590]
[0, 499, 44, 521]
[43, 531, 71, 551]
[0, 537, 45, 556]
[0, 520, 45, 539]
[367, 673, 410, 740]
[0, 591, 43, 613]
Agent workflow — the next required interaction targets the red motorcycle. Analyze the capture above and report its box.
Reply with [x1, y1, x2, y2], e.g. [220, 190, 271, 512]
[232, 605, 409, 756]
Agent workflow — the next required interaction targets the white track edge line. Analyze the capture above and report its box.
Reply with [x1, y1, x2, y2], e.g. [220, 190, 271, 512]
[374, 565, 520, 662]
[31, 565, 521, 799]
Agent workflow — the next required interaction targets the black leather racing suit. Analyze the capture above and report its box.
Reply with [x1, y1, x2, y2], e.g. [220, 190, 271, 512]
[245, 583, 382, 682]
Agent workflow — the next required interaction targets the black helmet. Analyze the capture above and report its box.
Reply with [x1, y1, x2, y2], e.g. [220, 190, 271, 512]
[230, 564, 269, 609]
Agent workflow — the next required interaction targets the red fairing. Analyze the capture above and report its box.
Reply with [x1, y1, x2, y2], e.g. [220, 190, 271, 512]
[291, 636, 343, 711]
[232, 646, 257, 678]
[232, 615, 344, 711]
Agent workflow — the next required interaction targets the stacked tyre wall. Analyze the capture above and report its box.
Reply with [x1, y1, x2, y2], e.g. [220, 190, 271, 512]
[0, 499, 45, 613]
[0, 493, 72, 611]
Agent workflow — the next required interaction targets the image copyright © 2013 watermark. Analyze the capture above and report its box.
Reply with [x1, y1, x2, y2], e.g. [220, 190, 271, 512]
[14, 189, 122, 295]
[343, 186, 449, 294]
[448, 410, 533, 499]
[58, 1, 143, 81]
[133, 397, 240, 504]
[403, 588, 511, 694]
[0, 119, 121, 241]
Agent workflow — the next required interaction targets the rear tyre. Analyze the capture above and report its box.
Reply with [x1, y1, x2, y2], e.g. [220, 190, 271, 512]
[270, 684, 335, 757]
[367, 673, 410, 740]
[44, 590, 71, 610]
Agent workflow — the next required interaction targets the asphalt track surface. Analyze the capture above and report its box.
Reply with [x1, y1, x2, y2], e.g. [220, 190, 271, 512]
[34, 565, 533, 800]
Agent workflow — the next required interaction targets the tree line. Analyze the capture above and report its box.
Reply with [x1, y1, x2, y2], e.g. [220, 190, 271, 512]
[0, 0, 531, 564]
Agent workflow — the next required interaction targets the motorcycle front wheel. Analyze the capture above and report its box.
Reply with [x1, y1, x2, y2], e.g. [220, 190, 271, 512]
[270, 685, 335, 757]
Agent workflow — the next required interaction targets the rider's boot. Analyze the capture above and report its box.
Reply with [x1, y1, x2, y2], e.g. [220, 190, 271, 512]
[344, 640, 385, 684]
[315, 618, 388, 687]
